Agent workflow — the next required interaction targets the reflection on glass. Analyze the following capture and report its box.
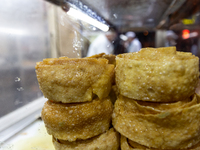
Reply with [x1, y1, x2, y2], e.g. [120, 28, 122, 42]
[0, 0, 50, 117]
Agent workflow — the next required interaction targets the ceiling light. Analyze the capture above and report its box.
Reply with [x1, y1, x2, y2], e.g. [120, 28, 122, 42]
[67, 8, 109, 32]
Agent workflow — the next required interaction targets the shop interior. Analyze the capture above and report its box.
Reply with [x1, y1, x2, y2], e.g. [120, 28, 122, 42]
[0, 0, 200, 149]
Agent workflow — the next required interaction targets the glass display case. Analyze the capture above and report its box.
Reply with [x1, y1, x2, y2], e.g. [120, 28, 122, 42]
[0, 0, 200, 149]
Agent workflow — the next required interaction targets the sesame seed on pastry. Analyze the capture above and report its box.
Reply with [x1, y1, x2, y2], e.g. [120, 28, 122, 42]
[35, 57, 114, 103]
[115, 47, 199, 102]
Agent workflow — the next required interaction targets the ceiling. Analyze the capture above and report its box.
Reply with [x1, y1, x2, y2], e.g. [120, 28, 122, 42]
[45, 0, 200, 32]
[79, 0, 186, 32]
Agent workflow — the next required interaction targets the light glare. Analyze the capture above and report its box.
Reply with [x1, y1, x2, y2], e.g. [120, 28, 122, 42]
[67, 8, 109, 32]
[0, 27, 27, 35]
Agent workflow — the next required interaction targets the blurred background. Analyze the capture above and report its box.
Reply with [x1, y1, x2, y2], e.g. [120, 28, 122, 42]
[0, 0, 200, 120]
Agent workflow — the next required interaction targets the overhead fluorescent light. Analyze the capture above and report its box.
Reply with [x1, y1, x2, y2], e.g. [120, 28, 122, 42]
[67, 8, 109, 32]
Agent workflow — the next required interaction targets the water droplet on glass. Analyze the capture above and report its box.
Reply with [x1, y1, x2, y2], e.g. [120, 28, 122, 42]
[83, 5, 88, 9]
[14, 99, 22, 105]
[92, 12, 95, 15]
[60, 16, 65, 26]
[79, 2, 83, 9]
[15, 77, 20, 82]
[73, 31, 82, 52]
[92, 27, 96, 30]
[17, 87, 24, 91]
[113, 14, 118, 19]
[87, 9, 92, 15]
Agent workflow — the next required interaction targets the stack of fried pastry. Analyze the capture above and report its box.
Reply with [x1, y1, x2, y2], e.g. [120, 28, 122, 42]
[35, 56, 120, 150]
[113, 47, 200, 150]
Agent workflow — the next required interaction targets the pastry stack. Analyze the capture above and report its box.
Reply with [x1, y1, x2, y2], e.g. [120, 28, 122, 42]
[113, 47, 200, 149]
[35, 56, 120, 150]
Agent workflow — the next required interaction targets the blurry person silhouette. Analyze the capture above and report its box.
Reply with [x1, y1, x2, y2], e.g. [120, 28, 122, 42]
[191, 44, 198, 56]
[125, 31, 141, 53]
[86, 30, 117, 57]
[113, 35, 126, 55]
[190, 39, 198, 56]
[165, 30, 178, 47]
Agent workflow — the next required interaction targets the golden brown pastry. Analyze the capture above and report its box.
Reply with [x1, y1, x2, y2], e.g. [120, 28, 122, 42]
[121, 135, 200, 150]
[42, 97, 113, 142]
[87, 53, 116, 85]
[109, 85, 118, 104]
[35, 57, 114, 103]
[87, 53, 116, 66]
[53, 128, 120, 150]
[112, 94, 200, 149]
[115, 47, 199, 102]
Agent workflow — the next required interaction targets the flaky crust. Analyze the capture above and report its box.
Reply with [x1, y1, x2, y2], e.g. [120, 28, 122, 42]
[115, 47, 199, 102]
[112, 94, 200, 149]
[121, 135, 200, 150]
[42, 97, 113, 141]
[87, 53, 116, 66]
[35, 57, 114, 103]
[53, 128, 120, 150]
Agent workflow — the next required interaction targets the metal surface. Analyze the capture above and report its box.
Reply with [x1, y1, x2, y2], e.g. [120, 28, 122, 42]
[79, 0, 187, 32]
[45, 0, 186, 32]
[0, 97, 47, 142]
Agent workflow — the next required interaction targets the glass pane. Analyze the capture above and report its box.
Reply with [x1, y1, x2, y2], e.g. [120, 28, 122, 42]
[0, 0, 50, 117]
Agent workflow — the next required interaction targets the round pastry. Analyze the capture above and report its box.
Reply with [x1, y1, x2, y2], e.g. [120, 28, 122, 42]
[35, 57, 114, 103]
[115, 47, 199, 102]
[112, 94, 200, 149]
[121, 135, 200, 150]
[42, 97, 113, 142]
[53, 128, 120, 150]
